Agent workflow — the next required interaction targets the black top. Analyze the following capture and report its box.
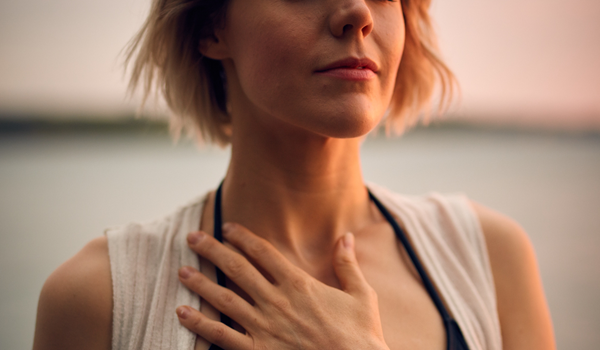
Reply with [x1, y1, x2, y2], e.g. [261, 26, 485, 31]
[209, 183, 470, 350]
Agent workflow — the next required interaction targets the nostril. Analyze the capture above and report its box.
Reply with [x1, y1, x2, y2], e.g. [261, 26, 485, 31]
[342, 24, 353, 33]
[362, 23, 373, 37]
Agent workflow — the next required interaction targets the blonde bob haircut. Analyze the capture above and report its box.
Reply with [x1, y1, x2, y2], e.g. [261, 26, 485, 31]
[127, 0, 456, 146]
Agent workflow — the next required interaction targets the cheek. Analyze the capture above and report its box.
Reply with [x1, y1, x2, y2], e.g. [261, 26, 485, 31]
[228, 13, 314, 105]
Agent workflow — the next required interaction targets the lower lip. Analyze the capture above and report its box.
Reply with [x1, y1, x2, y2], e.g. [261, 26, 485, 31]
[316, 68, 376, 81]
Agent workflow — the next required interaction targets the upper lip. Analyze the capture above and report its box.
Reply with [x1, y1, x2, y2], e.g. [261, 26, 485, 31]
[316, 57, 379, 73]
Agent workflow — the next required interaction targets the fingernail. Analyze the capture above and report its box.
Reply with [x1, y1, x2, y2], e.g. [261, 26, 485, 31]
[187, 232, 204, 245]
[343, 232, 354, 249]
[176, 306, 189, 319]
[222, 223, 234, 236]
[179, 266, 193, 279]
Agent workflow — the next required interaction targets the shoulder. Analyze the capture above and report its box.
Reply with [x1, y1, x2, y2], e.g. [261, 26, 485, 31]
[33, 236, 112, 350]
[469, 201, 534, 271]
[468, 201, 556, 350]
[468, 200, 540, 293]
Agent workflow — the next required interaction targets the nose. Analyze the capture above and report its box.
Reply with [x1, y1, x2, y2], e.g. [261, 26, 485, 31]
[329, 0, 374, 39]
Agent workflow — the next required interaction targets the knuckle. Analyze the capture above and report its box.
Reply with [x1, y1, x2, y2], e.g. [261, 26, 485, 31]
[337, 253, 354, 265]
[272, 296, 292, 313]
[189, 272, 207, 290]
[247, 239, 269, 257]
[209, 324, 227, 343]
[191, 316, 205, 331]
[224, 256, 246, 278]
[215, 290, 236, 309]
[195, 236, 214, 253]
[290, 275, 310, 292]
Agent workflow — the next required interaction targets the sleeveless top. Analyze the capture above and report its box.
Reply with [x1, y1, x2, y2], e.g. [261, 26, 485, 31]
[105, 183, 502, 350]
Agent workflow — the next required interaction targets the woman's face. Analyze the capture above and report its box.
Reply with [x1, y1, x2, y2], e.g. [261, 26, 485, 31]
[216, 0, 405, 139]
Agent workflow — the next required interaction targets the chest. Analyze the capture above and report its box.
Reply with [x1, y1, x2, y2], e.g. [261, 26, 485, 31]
[194, 227, 447, 350]
[195, 196, 447, 350]
[355, 225, 446, 350]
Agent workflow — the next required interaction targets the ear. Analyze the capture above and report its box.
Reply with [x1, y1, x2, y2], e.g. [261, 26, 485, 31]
[199, 31, 230, 60]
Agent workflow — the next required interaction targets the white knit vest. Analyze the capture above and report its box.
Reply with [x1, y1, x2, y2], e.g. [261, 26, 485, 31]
[106, 184, 502, 350]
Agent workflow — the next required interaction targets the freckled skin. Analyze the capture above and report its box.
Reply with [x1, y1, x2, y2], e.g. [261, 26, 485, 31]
[219, 0, 404, 139]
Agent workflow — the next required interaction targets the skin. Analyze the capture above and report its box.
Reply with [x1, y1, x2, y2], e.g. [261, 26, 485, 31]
[32, 0, 556, 349]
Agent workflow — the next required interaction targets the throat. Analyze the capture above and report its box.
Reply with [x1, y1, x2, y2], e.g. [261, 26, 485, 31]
[217, 175, 377, 273]
[218, 131, 378, 276]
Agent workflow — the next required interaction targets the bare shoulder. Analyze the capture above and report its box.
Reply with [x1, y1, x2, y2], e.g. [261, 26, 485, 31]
[469, 201, 555, 350]
[33, 236, 112, 350]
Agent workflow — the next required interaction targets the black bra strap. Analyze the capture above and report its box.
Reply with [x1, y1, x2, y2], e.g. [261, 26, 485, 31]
[209, 182, 468, 350]
[368, 190, 469, 350]
[367, 190, 453, 322]
[208, 182, 231, 350]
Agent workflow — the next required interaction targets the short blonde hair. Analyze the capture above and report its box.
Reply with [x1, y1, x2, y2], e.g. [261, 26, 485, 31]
[127, 0, 456, 145]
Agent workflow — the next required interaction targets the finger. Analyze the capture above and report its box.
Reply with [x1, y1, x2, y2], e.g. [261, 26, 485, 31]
[187, 231, 274, 301]
[332, 232, 370, 296]
[222, 223, 299, 284]
[176, 305, 252, 350]
[179, 266, 257, 326]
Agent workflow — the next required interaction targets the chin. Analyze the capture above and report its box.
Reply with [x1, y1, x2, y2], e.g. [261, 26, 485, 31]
[307, 108, 382, 139]
[267, 95, 387, 140]
[322, 101, 384, 138]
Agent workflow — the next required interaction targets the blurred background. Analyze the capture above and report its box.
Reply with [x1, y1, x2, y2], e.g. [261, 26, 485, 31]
[1, 0, 599, 349]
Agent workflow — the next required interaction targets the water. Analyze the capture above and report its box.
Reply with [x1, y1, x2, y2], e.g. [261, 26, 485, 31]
[1, 126, 599, 349]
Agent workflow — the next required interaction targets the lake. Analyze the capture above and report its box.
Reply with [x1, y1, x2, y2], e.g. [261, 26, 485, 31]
[1, 125, 599, 349]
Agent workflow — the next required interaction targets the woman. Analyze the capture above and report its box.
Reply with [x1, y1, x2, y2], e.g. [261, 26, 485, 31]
[33, 0, 555, 349]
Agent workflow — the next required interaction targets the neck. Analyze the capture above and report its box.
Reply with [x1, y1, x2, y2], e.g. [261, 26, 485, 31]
[220, 111, 377, 277]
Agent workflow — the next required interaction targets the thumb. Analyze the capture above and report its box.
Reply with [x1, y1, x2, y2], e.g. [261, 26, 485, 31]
[333, 232, 369, 296]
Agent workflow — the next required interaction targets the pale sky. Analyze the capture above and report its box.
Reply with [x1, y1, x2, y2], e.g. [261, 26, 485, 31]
[0, 0, 599, 129]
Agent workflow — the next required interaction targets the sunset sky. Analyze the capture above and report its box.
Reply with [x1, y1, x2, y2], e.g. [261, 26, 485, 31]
[0, 0, 599, 129]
